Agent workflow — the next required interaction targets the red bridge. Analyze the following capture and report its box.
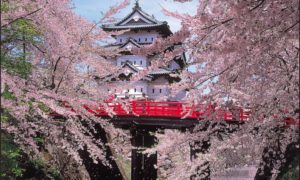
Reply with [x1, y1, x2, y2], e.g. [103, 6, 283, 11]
[89, 101, 248, 120]
[49, 100, 298, 127]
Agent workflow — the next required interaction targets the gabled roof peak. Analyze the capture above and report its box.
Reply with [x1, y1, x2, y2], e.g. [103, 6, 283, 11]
[133, 0, 141, 10]
[120, 38, 141, 49]
[115, 1, 160, 26]
[102, 0, 172, 37]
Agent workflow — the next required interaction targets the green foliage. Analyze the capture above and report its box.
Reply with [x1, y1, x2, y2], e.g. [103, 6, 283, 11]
[31, 159, 45, 170]
[0, 1, 9, 13]
[13, 19, 40, 41]
[276, 153, 300, 180]
[1, 111, 10, 123]
[6, 149, 22, 159]
[1, 87, 16, 100]
[1, 17, 41, 79]
[1, 53, 32, 78]
[0, 108, 18, 125]
[0, 132, 62, 179]
[48, 168, 61, 180]
[0, 132, 25, 178]
[2, 18, 40, 44]
[11, 167, 25, 177]
[34, 137, 45, 145]
[38, 102, 51, 113]
[30, 159, 62, 180]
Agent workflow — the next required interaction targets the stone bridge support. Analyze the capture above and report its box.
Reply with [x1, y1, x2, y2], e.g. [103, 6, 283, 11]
[131, 125, 157, 180]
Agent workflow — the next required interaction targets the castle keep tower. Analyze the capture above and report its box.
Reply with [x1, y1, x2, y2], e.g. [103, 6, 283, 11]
[102, 1, 186, 100]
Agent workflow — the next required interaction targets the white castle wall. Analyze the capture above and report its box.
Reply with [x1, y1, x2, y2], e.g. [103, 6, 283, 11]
[105, 19, 184, 100]
[106, 78, 187, 101]
[129, 81, 148, 96]
[169, 61, 180, 70]
[116, 30, 161, 44]
[116, 55, 148, 69]
[107, 81, 149, 98]
[147, 77, 169, 99]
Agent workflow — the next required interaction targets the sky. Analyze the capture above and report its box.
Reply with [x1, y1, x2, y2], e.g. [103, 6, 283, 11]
[72, 0, 199, 32]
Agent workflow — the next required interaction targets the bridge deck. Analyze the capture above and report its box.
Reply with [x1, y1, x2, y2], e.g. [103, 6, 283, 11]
[84, 101, 249, 121]
[49, 100, 299, 127]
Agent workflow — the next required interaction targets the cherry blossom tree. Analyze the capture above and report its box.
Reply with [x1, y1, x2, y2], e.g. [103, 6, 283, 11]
[1, 0, 130, 178]
[1, 0, 299, 179]
[146, 0, 299, 179]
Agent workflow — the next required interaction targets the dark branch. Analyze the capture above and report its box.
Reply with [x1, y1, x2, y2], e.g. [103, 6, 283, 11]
[250, 0, 265, 11]
[49, 57, 62, 90]
[1, 8, 42, 28]
[284, 21, 299, 33]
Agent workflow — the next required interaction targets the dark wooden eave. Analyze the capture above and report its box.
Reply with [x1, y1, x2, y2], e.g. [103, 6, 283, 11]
[102, 1, 172, 37]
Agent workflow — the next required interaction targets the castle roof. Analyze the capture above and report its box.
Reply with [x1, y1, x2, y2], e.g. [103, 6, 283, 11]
[102, 1, 172, 37]
[149, 68, 172, 75]
[119, 38, 141, 49]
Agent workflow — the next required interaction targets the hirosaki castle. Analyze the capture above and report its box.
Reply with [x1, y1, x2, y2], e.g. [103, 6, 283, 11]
[102, 1, 187, 101]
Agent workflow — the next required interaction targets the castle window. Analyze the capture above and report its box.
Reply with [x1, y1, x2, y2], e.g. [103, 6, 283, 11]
[120, 39, 122, 42]
[151, 37, 154, 41]
[152, 89, 155, 93]
[141, 88, 143, 92]
[145, 38, 147, 42]
[140, 60, 142, 65]
[134, 61, 136, 65]
[167, 64, 170, 68]
[127, 89, 130, 92]
[159, 89, 162, 93]
[134, 88, 136, 92]
[139, 38, 141, 42]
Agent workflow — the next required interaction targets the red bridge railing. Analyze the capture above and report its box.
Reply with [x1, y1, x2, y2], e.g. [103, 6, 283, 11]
[49, 100, 299, 125]
[51, 100, 249, 121]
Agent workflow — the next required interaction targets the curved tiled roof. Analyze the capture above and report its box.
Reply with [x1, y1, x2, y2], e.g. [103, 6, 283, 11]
[122, 61, 139, 72]
[115, 1, 160, 25]
[103, 22, 168, 30]
[102, 1, 172, 36]
[149, 68, 172, 75]
[120, 38, 141, 48]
